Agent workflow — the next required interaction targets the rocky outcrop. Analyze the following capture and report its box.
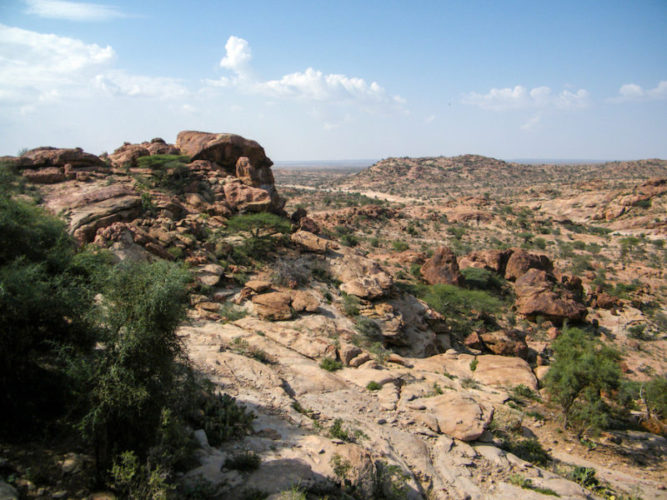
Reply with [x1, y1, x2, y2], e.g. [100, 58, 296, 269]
[478, 329, 529, 359]
[421, 393, 494, 441]
[291, 230, 336, 253]
[420, 246, 463, 286]
[176, 131, 272, 173]
[504, 249, 553, 281]
[330, 250, 393, 299]
[514, 268, 587, 323]
[459, 249, 513, 274]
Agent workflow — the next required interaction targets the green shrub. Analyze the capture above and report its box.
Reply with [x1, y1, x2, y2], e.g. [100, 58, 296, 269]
[507, 438, 550, 466]
[319, 357, 343, 372]
[197, 393, 255, 446]
[544, 326, 621, 435]
[220, 302, 248, 323]
[366, 381, 382, 391]
[329, 418, 352, 441]
[224, 451, 261, 472]
[110, 450, 173, 499]
[469, 358, 478, 372]
[391, 240, 409, 252]
[341, 292, 361, 316]
[461, 267, 504, 290]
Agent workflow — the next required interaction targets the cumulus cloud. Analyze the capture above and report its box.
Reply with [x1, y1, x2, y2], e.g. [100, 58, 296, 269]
[611, 81, 667, 102]
[463, 85, 589, 110]
[207, 35, 404, 107]
[24, 0, 126, 21]
[0, 24, 187, 108]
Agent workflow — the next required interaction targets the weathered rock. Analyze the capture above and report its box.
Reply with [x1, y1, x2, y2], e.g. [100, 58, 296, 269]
[21, 166, 65, 184]
[21, 146, 106, 169]
[504, 249, 553, 281]
[290, 290, 319, 313]
[235, 156, 275, 188]
[177, 131, 272, 171]
[291, 230, 336, 253]
[464, 331, 485, 350]
[421, 246, 463, 285]
[515, 268, 587, 323]
[223, 178, 273, 212]
[299, 216, 320, 234]
[421, 393, 493, 441]
[109, 142, 150, 167]
[331, 251, 393, 299]
[479, 329, 529, 358]
[244, 280, 272, 293]
[338, 343, 362, 365]
[252, 291, 293, 320]
[145, 137, 180, 155]
[473, 355, 538, 390]
[198, 264, 225, 287]
[590, 290, 620, 309]
[459, 249, 513, 274]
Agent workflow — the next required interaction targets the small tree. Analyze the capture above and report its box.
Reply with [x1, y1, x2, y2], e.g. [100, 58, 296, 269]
[225, 213, 291, 259]
[544, 326, 621, 435]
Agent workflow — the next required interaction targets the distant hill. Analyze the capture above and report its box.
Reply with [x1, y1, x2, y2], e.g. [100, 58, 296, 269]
[330, 155, 667, 199]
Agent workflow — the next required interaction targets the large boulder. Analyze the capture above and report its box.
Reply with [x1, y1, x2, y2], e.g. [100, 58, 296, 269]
[459, 249, 513, 274]
[504, 249, 552, 281]
[235, 156, 275, 189]
[330, 251, 393, 300]
[473, 355, 538, 390]
[176, 131, 272, 173]
[291, 230, 336, 253]
[109, 142, 150, 167]
[514, 268, 587, 323]
[421, 246, 463, 286]
[421, 393, 494, 441]
[478, 329, 529, 358]
[223, 178, 273, 213]
[252, 291, 293, 320]
[20, 147, 106, 169]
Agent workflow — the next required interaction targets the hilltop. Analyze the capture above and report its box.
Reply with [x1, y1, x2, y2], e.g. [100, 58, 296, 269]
[328, 155, 667, 200]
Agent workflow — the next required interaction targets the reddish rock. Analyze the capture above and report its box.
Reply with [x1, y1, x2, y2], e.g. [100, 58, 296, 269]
[145, 137, 180, 155]
[252, 291, 293, 321]
[589, 290, 620, 310]
[176, 131, 273, 173]
[223, 178, 273, 213]
[504, 249, 553, 281]
[514, 268, 587, 323]
[109, 143, 150, 167]
[235, 156, 275, 188]
[464, 332, 484, 350]
[21, 167, 65, 184]
[21, 147, 106, 170]
[420, 246, 463, 286]
[299, 217, 320, 234]
[459, 249, 513, 274]
[479, 329, 529, 359]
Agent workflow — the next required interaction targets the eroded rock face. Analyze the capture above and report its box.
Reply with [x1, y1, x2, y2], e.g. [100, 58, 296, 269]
[421, 393, 493, 441]
[459, 249, 513, 274]
[176, 131, 273, 172]
[420, 246, 463, 286]
[20, 147, 106, 169]
[504, 249, 553, 281]
[479, 329, 529, 359]
[330, 250, 393, 299]
[291, 230, 336, 253]
[514, 268, 587, 323]
[474, 355, 538, 390]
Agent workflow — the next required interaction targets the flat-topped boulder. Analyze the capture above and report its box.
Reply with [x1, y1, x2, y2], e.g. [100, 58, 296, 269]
[176, 131, 273, 172]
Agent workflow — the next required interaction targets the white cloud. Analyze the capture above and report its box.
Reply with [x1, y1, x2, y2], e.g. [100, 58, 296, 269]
[92, 71, 187, 99]
[24, 0, 126, 21]
[521, 114, 541, 131]
[611, 80, 667, 102]
[219, 35, 252, 75]
[463, 85, 589, 110]
[0, 24, 187, 107]
[207, 35, 404, 107]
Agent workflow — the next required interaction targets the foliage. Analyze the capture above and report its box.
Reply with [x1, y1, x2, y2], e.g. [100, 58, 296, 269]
[195, 392, 255, 447]
[391, 240, 409, 252]
[223, 451, 261, 472]
[136, 154, 190, 169]
[220, 302, 248, 323]
[469, 358, 478, 372]
[508, 474, 559, 496]
[366, 381, 382, 391]
[81, 260, 192, 471]
[225, 213, 291, 261]
[544, 326, 621, 434]
[341, 292, 361, 316]
[230, 337, 273, 364]
[461, 267, 504, 291]
[419, 283, 502, 336]
[506, 438, 550, 466]
[110, 450, 173, 500]
[320, 357, 343, 372]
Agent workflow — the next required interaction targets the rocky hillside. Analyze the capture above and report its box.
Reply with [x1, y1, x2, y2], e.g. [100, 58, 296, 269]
[1, 135, 665, 499]
[331, 155, 667, 200]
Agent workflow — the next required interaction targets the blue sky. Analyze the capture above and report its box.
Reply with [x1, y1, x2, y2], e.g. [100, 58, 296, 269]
[0, 0, 665, 160]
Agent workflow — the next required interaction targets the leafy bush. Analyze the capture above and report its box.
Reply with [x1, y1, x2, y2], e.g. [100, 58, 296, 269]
[391, 240, 409, 252]
[341, 292, 361, 316]
[461, 267, 504, 291]
[507, 438, 550, 466]
[225, 213, 291, 260]
[224, 451, 261, 472]
[196, 392, 255, 447]
[320, 357, 343, 372]
[220, 302, 248, 323]
[544, 326, 621, 435]
[366, 381, 382, 391]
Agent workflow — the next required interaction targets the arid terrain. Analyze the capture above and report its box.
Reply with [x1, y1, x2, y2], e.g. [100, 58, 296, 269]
[1, 136, 665, 500]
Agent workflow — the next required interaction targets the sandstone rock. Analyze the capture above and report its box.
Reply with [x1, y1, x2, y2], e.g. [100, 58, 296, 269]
[473, 355, 538, 390]
[21, 146, 106, 170]
[290, 290, 319, 313]
[422, 393, 493, 441]
[515, 268, 587, 323]
[290, 206, 307, 223]
[68, 191, 143, 243]
[291, 230, 335, 253]
[176, 131, 273, 172]
[349, 352, 371, 367]
[198, 264, 225, 287]
[504, 249, 553, 281]
[338, 343, 362, 365]
[331, 251, 393, 299]
[21, 166, 65, 184]
[340, 276, 391, 300]
[223, 178, 273, 213]
[299, 216, 320, 234]
[252, 291, 293, 320]
[235, 156, 275, 188]
[420, 246, 463, 285]
[459, 249, 513, 274]
[464, 331, 484, 350]
[590, 290, 620, 309]
[109, 142, 150, 167]
[479, 329, 528, 358]
[145, 137, 180, 155]
[245, 280, 272, 293]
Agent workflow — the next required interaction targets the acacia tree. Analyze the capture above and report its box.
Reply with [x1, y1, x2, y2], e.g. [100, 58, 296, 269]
[544, 326, 621, 435]
[225, 213, 291, 259]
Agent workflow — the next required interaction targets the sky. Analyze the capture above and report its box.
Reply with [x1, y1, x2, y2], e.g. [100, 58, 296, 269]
[0, 0, 665, 161]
